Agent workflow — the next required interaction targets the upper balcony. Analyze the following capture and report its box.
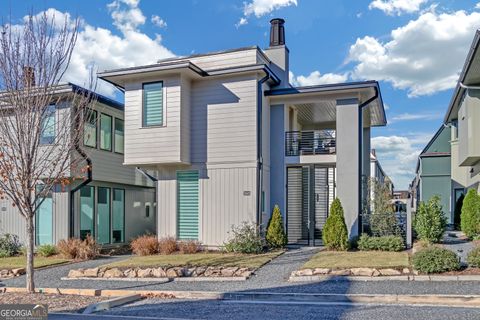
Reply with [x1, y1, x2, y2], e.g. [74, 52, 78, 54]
[285, 130, 336, 156]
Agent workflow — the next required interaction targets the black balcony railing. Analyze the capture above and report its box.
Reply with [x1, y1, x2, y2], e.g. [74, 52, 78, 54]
[285, 130, 336, 156]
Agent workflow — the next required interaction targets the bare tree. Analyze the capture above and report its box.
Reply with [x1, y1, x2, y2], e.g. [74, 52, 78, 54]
[0, 12, 96, 292]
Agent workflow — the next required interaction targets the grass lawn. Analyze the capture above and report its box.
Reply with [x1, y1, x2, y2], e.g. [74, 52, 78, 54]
[303, 251, 410, 270]
[0, 256, 70, 270]
[104, 250, 284, 270]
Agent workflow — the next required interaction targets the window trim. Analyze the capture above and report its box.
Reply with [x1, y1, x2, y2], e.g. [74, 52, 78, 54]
[84, 109, 98, 149]
[100, 113, 113, 152]
[142, 81, 166, 128]
[114, 118, 125, 155]
[40, 104, 56, 145]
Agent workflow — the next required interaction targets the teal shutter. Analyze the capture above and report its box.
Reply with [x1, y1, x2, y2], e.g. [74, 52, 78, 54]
[143, 82, 163, 126]
[177, 170, 199, 240]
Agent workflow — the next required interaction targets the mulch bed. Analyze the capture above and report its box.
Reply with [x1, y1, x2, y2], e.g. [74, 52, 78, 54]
[441, 267, 480, 276]
[0, 292, 108, 312]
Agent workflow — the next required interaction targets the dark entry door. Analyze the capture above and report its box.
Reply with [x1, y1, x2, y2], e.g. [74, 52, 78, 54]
[287, 166, 333, 246]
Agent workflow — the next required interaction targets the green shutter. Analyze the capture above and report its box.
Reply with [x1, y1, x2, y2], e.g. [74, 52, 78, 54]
[143, 82, 163, 126]
[177, 170, 199, 240]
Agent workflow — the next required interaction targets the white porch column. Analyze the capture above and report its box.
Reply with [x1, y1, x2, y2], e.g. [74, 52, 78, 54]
[336, 98, 362, 239]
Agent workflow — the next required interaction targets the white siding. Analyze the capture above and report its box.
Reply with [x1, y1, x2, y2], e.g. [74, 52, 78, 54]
[189, 49, 258, 70]
[124, 75, 186, 165]
[191, 75, 258, 164]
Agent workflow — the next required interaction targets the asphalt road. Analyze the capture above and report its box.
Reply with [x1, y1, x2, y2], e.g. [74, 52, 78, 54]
[50, 299, 480, 320]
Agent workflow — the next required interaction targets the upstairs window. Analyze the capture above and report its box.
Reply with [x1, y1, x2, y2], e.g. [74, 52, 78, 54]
[114, 118, 124, 154]
[143, 82, 164, 127]
[84, 109, 97, 148]
[40, 104, 56, 145]
[100, 113, 112, 151]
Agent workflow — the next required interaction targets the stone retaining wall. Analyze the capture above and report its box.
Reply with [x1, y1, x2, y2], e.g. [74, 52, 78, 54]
[0, 268, 25, 278]
[292, 267, 412, 277]
[68, 266, 253, 279]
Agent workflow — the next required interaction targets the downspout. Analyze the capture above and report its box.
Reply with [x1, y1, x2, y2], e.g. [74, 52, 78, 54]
[357, 87, 379, 235]
[69, 145, 92, 238]
[256, 74, 270, 231]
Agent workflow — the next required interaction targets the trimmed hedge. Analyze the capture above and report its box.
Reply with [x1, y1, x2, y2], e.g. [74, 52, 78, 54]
[322, 198, 349, 251]
[413, 246, 460, 274]
[357, 234, 405, 252]
[467, 246, 480, 268]
[414, 195, 446, 243]
[461, 189, 480, 239]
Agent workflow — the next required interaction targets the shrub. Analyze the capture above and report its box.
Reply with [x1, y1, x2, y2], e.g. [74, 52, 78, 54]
[178, 240, 201, 254]
[369, 213, 401, 237]
[467, 246, 480, 267]
[224, 222, 264, 254]
[357, 234, 405, 252]
[0, 234, 21, 258]
[461, 189, 480, 239]
[266, 205, 287, 249]
[57, 235, 98, 260]
[322, 198, 349, 251]
[453, 194, 464, 230]
[158, 237, 178, 255]
[413, 247, 460, 274]
[131, 235, 159, 256]
[36, 244, 57, 257]
[414, 195, 447, 243]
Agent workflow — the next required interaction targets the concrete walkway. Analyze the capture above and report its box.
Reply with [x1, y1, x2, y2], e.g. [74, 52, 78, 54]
[442, 230, 475, 264]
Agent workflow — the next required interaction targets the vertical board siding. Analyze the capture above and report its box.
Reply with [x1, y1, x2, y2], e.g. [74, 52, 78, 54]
[177, 170, 199, 240]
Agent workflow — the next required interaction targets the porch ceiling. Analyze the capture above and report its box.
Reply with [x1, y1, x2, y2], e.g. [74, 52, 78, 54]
[295, 101, 336, 126]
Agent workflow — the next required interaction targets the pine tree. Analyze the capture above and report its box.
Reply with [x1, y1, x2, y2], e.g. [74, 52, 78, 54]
[266, 205, 287, 248]
[322, 198, 349, 251]
[461, 189, 480, 238]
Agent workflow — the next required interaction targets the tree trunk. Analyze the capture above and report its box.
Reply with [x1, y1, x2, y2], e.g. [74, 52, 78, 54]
[26, 214, 35, 293]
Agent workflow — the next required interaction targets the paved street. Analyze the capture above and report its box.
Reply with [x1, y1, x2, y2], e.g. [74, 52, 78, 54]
[49, 299, 480, 320]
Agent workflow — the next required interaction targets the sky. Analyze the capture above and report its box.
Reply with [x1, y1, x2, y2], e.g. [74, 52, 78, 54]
[1, 0, 480, 189]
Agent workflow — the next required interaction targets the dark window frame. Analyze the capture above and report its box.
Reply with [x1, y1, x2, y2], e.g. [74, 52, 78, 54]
[142, 81, 164, 128]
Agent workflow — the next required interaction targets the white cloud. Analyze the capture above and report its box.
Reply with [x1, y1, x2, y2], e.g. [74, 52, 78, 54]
[289, 70, 348, 86]
[28, 2, 175, 97]
[237, 0, 297, 27]
[372, 135, 423, 189]
[389, 112, 443, 123]
[348, 9, 480, 97]
[476, 2, 480, 9]
[369, 0, 428, 16]
[151, 15, 167, 28]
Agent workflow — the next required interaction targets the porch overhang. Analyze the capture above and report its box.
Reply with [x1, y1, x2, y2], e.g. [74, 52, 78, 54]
[265, 80, 387, 127]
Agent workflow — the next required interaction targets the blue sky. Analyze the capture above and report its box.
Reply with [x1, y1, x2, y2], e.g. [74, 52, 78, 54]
[2, 0, 480, 189]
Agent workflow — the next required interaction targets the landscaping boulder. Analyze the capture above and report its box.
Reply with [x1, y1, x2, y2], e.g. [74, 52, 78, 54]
[193, 267, 206, 277]
[137, 268, 153, 278]
[124, 269, 137, 278]
[402, 268, 410, 274]
[185, 268, 195, 277]
[83, 268, 99, 277]
[379, 268, 402, 276]
[295, 269, 314, 276]
[152, 267, 166, 278]
[0, 269, 9, 277]
[330, 269, 351, 276]
[68, 269, 84, 278]
[313, 268, 331, 275]
[12, 268, 26, 276]
[204, 267, 216, 277]
[372, 269, 381, 277]
[221, 267, 239, 277]
[103, 268, 124, 278]
[350, 268, 375, 276]
[166, 268, 178, 278]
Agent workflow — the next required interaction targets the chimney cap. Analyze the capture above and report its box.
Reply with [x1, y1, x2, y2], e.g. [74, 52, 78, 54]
[269, 18, 285, 47]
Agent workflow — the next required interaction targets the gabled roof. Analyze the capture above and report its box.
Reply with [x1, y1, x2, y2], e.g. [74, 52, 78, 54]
[444, 29, 480, 123]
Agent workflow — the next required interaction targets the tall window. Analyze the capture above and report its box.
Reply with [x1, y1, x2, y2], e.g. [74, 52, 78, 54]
[143, 82, 164, 127]
[112, 188, 125, 243]
[35, 185, 53, 245]
[80, 186, 94, 240]
[84, 110, 97, 148]
[40, 104, 56, 145]
[114, 118, 124, 154]
[100, 113, 112, 151]
[97, 187, 111, 244]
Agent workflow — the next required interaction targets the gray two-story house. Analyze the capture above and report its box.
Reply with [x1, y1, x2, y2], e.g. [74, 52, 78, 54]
[0, 83, 156, 246]
[100, 19, 387, 247]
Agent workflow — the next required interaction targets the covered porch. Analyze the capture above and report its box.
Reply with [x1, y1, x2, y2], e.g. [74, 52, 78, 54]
[267, 81, 386, 245]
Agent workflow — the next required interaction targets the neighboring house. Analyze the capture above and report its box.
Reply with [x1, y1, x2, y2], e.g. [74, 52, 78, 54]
[443, 29, 480, 220]
[0, 83, 156, 246]
[411, 125, 453, 223]
[99, 18, 387, 247]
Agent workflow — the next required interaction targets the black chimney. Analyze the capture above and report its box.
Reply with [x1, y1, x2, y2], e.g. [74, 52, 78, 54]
[269, 18, 285, 47]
